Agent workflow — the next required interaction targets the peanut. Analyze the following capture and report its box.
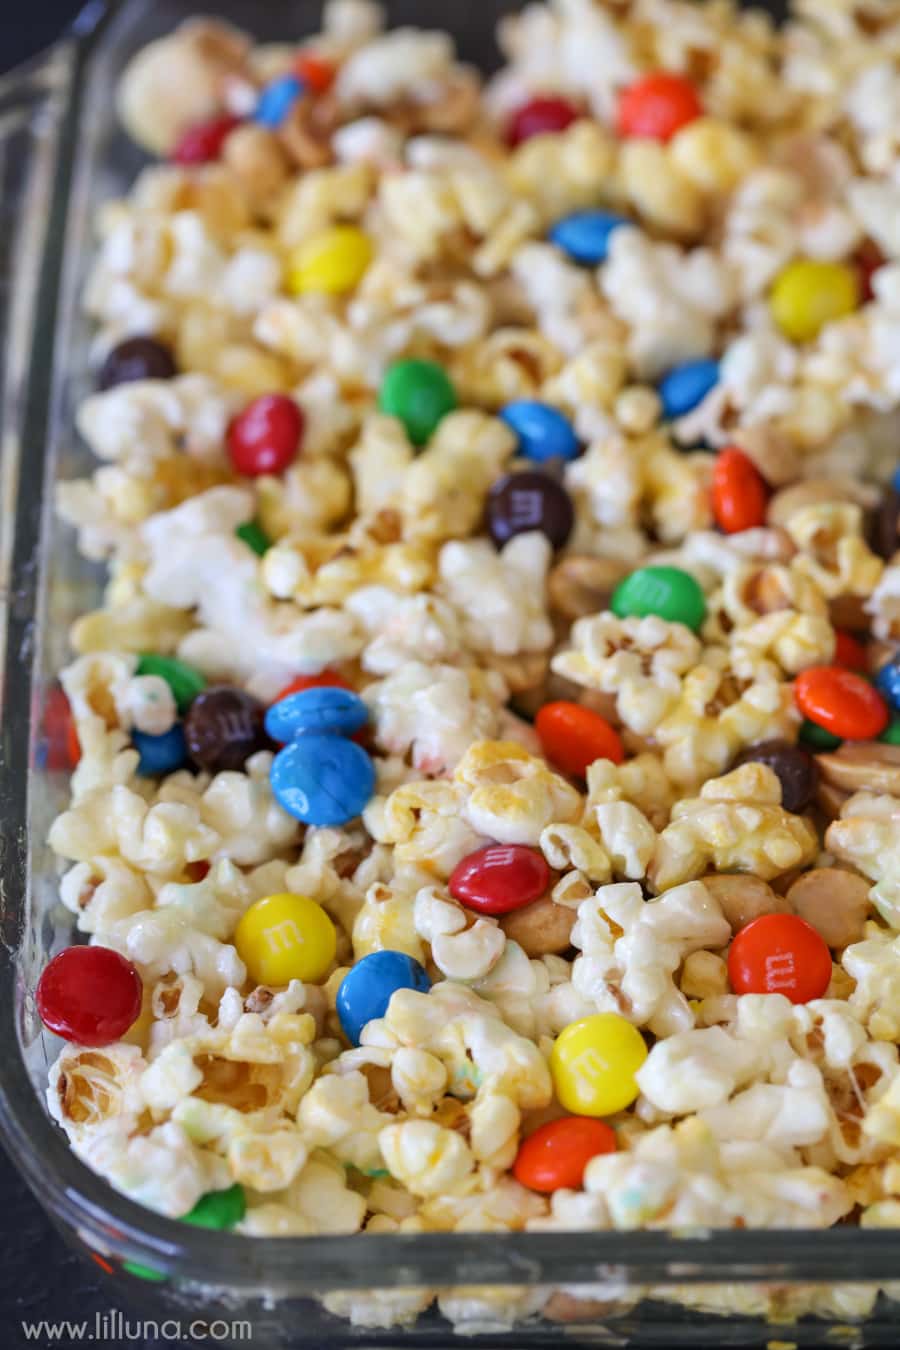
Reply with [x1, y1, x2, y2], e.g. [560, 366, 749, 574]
[786, 868, 870, 948]
[702, 873, 790, 933]
[499, 895, 575, 956]
[548, 555, 631, 622]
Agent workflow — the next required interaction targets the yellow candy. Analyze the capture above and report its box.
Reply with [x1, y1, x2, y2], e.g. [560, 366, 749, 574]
[550, 1013, 647, 1116]
[235, 892, 337, 985]
[769, 259, 859, 343]
[288, 225, 373, 296]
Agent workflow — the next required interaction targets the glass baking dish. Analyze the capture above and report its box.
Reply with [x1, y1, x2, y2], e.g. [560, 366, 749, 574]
[2, 0, 900, 1343]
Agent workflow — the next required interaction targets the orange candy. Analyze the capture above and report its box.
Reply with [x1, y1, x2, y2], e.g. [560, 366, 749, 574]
[728, 914, 832, 1004]
[273, 670, 352, 704]
[833, 629, 868, 673]
[712, 447, 768, 534]
[295, 52, 336, 92]
[794, 665, 888, 740]
[513, 1116, 617, 1193]
[616, 72, 703, 142]
[535, 700, 624, 777]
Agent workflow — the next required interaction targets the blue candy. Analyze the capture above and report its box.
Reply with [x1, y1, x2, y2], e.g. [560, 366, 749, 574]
[270, 733, 375, 826]
[500, 400, 580, 464]
[265, 686, 369, 743]
[891, 466, 900, 492]
[658, 358, 720, 420]
[548, 209, 631, 265]
[875, 661, 900, 711]
[133, 724, 188, 777]
[255, 74, 304, 128]
[336, 951, 431, 1046]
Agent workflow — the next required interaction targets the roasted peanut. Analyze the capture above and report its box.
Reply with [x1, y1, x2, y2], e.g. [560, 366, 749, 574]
[223, 124, 290, 202]
[817, 742, 900, 797]
[499, 895, 575, 956]
[680, 949, 729, 999]
[814, 777, 850, 820]
[548, 555, 631, 622]
[786, 868, 870, 948]
[701, 873, 790, 933]
[767, 477, 878, 529]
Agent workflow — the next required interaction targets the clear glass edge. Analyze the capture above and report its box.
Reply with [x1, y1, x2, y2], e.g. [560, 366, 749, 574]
[0, 0, 898, 1312]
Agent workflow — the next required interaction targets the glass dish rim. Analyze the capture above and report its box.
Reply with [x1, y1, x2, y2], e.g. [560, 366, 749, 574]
[0, 0, 898, 1294]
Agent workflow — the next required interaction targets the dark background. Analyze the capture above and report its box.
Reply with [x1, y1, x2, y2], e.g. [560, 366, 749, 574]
[0, 0, 833, 1345]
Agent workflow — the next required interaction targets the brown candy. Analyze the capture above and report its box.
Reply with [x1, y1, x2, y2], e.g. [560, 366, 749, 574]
[486, 471, 574, 551]
[732, 739, 817, 814]
[184, 686, 269, 772]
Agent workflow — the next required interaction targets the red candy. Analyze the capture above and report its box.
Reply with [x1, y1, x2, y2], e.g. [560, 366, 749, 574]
[227, 394, 304, 477]
[43, 685, 80, 771]
[616, 72, 703, 142]
[172, 114, 242, 165]
[712, 447, 768, 534]
[513, 1116, 617, 1193]
[833, 629, 868, 673]
[449, 844, 551, 916]
[273, 670, 352, 704]
[856, 238, 886, 303]
[507, 95, 581, 147]
[37, 946, 143, 1046]
[535, 700, 624, 778]
[728, 914, 833, 1004]
[794, 665, 888, 740]
[295, 52, 336, 92]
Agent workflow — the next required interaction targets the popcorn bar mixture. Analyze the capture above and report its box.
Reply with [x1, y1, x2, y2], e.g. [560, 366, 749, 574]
[38, 0, 900, 1328]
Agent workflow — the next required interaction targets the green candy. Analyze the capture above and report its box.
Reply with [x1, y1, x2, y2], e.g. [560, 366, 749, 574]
[236, 520, 270, 557]
[799, 718, 842, 751]
[611, 565, 706, 632]
[379, 359, 457, 446]
[123, 1260, 166, 1282]
[880, 718, 900, 745]
[136, 654, 206, 713]
[183, 1183, 246, 1231]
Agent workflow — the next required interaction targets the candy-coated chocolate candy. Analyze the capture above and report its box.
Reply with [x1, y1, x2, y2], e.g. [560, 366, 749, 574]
[833, 629, 868, 673]
[98, 336, 177, 390]
[794, 665, 888, 741]
[550, 1014, 647, 1116]
[294, 52, 335, 92]
[42, 684, 79, 771]
[731, 739, 817, 814]
[289, 225, 373, 295]
[799, 718, 841, 751]
[448, 844, 551, 916]
[273, 670, 352, 703]
[507, 95, 581, 147]
[658, 358, 719, 419]
[235, 892, 336, 985]
[769, 259, 859, 343]
[378, 359, 457, 446]
[265, 685, 368, 742]
[132, 723, 188, 777]
[235, 520, 270, 556]
[227, 394, 304, 477]
[500, 400, 580, 464]
[535, 700, 624, 777]
[880, 718, 900, 745]
[183, 1183, 246, 1230]
[336, 951, 431, 1046]
[547, 209, 631, 265]
[37, 946, 143, 1046]
[611, 565, 706, 631]
[486, 471, 574, 550]
[136, 654, 206, 713]
[255, 74, 304, 127]
[728, 913, 832, 1001]
[171, 114, 241, 165]
[875, 660, 900, 711]
[616, 72, 703, 142]
[856, 238, 886, 302]
[184, 686, 269, 772]
[513, 1116, 616, 1192]
[270, 733, 375, 825]
[712, 447, 768, 534]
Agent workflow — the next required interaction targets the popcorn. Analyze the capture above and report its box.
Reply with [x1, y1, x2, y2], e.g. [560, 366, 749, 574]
[571, 881, 730, 1036]
[413, 887, 506, 982]
[379, 1120, 474, 1197]
[437, 535, 553, 657]
[649, 764, 819, 892]
[453, 741, 582, 847]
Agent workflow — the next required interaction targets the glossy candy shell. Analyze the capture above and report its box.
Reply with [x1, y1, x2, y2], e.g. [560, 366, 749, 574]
[547, 210, 631, 265]
[449, 844, 551, 916]
[658, 359, 719, 419]
[270, 733, 375, 825]
[336, 951, 431, 1046]
[265, 686, 369, 742]
[500, 400, 579, 463]
[132, 723, 188, 776]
